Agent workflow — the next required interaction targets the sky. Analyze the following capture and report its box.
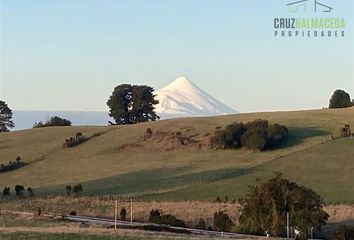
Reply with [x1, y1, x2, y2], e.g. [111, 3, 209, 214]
[0, 0, 353, 113]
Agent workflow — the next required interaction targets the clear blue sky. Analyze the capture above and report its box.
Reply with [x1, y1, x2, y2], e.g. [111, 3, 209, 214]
[0, 0, 353, 112]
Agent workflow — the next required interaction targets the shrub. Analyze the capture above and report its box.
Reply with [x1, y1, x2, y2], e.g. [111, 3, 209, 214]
[213, 211, 233, 232]
[195, 218, 206, 230]
[69, 211, 77, 215]
[211, 122, 246, 149]
[27, 187, 34, 197]
[0, 156, 26, 174]
[37, 207, 42, 216]
[2, 187, 10, 196]
[333, 225, 354, 240]
[148, 209, 185, 227]
[65, 185, 72, 196]
[63, 133, 86, 148]
[146, 128, 153, 139]
[15, 185, 25, 196]
[215, 196, 221, 202]
[72, 184, 83, 195]
[224, 195, 229, 203]
[120, 208, 127, 221]
[148, 209, 162, 224]
[211, 119, 288, 151]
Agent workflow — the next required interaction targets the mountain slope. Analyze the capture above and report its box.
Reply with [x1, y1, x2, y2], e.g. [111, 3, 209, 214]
[155, 77, 237, 118]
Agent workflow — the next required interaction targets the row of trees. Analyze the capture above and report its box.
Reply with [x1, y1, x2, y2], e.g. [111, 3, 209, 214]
[1, 89, 353, 132]
[33, 116, 72, 128]
[211, 119, 288, 151]
[2, 185, 33, 197]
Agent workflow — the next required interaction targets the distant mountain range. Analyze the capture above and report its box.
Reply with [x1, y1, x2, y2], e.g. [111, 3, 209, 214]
[12, 77, 236, 131]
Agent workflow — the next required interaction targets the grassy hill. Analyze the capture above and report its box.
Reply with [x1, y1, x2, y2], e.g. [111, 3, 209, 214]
[0, 107, 354, 202]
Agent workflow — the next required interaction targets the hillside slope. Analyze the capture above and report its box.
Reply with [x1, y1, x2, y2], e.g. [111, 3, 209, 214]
[0, 107, 353, 201]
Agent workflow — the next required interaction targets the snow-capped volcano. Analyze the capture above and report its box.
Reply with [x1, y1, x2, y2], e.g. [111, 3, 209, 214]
[155, 77, 237, 118]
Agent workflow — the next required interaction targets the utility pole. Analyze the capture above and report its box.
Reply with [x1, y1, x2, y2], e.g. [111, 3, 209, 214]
[114, 200, 117, 229]
[130, 198, 133, 223]
[286, 212, 290, 240]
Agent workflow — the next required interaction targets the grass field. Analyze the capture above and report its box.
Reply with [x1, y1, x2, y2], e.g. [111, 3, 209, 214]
[0, 107, 354, 202]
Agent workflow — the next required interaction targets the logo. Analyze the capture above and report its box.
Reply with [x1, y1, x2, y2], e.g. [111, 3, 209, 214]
[273, 1, 346, 38]
[287, 0, 333, 13]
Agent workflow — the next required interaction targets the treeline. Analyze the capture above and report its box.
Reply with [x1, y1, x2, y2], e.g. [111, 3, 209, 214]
[211, 119, 288, 151]
[2, 185, 34, 197]
[33, 116, 71, 128]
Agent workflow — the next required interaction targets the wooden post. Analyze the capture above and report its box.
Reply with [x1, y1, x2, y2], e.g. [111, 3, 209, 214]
[130, 198, 133, 223]
[114, 200, 117, 229]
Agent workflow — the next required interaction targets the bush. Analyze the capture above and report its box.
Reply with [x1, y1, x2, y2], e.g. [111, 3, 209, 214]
[146, 128, 153, 139]
[69, 211, 77, 215]
[215, 196, 221, 202]
[148, 209, 161, 224]
[213, 211, 233, 232]
[0, 156, 26, 174]
[329, 89, 353, 109]
[65, 185, 72, 196]
[33, 116, 71, 128]
[2, 187, 10, 196]
[148, 209, 185, 227]
[63, 133, 86, 148]
[72, 184, 83, 195]
[120, 208, 127, 221]
[333, 225, 354, 240]
[211, 122, 246, 149]
[27, 187, 34, 197]
[15, 185, 25, 196]
[211, 119, 288, 151]
[195, 218, 206, 230]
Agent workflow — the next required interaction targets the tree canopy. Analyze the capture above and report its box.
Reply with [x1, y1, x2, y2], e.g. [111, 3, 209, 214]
[0, 100, 15, 132]
[33, 116, 71, 128]
[238, 173, 328, 238]
[107, 84, 159, 125]
[211, 120, 288, 151]
[329, 89, 353, 109]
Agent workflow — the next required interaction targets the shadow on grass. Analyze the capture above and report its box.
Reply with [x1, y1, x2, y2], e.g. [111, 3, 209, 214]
[36, 166, 254, 196]
[282, 127, 330, 148]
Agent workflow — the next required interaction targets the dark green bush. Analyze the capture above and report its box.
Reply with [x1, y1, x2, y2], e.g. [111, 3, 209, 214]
[148, 209, 185, 227]
[65, 185, 72, 196]
[211, 122, 246, 149]
[211, 119, 288, 151]
[72, 184, 83, 195]
[2, 187, 10, 196]
[213, 211, 233, 232]
[195, 218, 206, 230]
[120, 208, 127, 221]
[15, 185, 25, 196]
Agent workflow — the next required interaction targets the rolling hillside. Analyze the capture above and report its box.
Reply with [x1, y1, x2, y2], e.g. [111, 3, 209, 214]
[0, 107, 354, 202]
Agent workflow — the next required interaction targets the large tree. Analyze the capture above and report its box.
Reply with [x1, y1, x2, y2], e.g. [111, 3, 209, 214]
[107, 84, 159, 125]
[0, 100, 15, 132]
[131, 85, 159, 123]
[329, 89, 353, 108]
[238, 173, 328, 239]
